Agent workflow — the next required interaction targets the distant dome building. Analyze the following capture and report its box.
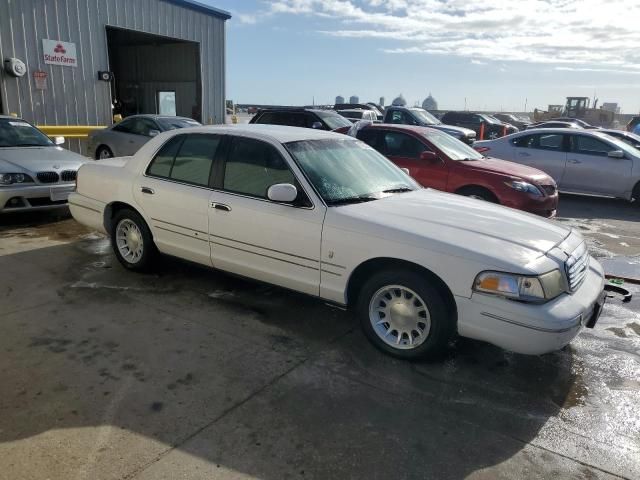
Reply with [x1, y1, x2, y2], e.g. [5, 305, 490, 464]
[335, 95, 345, 105]
[392, 94, 406, 107]
[422, 93, 438, 111]
[349, 95, 359, 104]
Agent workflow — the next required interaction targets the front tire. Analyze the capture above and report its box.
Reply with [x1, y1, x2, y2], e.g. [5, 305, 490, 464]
[356, 270, 455, 359]
[110, 209, 156, 271]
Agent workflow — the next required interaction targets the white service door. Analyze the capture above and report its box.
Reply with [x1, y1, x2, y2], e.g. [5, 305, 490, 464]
[208, 136, 325, 296]
[133, 133, 222, 266]
[563, 134, 633, 197]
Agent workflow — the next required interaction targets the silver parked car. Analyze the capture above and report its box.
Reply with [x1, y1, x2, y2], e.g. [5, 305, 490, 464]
[474, 128, 640, 202]
[0, 116, 88, 213]
[88, 114, 200, 159]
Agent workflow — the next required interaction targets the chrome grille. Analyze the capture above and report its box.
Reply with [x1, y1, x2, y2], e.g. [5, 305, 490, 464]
[37, 171, 59, 183]
[60, 170, 77, 182]
[565, 243, 589, 292]
[540, 184, 556, 196]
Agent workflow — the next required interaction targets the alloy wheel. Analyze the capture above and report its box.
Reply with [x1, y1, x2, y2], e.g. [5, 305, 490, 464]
[368, 285, 431, 349]
[115, 219, 144, 264]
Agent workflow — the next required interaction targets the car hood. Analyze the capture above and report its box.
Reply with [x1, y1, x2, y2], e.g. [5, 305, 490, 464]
[430, 124, 476, 136]
[330, 189, 570, 271]
[462, 157, 552, 184]
[0, 146, 88, 173]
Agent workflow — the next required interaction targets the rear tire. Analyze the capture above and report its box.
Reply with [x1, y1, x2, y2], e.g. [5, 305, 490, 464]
[456, 186, 498, 203]
[632, 182, 640, 204]
[96, 146, 114, 160]
[110, 209, 156, 272]
[356, 269, 455, 360]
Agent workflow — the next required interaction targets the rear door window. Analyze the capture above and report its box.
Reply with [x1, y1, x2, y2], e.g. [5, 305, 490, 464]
[146, 134, 220, 186]
[146, 135, 184, 178]
[514, 133, 564, 151]
[171, 135, 221, 186]
[536, 134, 564, 150]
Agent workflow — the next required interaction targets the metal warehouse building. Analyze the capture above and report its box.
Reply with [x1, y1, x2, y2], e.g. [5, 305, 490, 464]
[0, 0, 229, 150]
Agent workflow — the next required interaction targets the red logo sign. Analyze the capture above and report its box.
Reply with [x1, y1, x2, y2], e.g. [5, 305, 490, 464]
[54, 43, 66, 54]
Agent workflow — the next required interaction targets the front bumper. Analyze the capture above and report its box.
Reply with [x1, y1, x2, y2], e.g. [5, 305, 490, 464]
[0, 183, 76, 213]
[503, 192, 559, 218]
[456, 257, 605, 355]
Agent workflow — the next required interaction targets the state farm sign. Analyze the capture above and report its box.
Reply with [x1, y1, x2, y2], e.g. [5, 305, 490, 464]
[42, 39, 77, 67]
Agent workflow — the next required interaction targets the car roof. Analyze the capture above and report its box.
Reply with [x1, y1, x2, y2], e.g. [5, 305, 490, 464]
[174, 124, 342, 143]
[258, 108, 334, 114]
[123, 114, 194, 121]
[363, 124, 443, 136]
[518, 128, 608, 136]
[337, 109, 368, 113]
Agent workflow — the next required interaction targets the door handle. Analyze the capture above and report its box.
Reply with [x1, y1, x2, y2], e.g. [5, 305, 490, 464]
[518, 152, 531, 157]
[568, 159, 581, 164]
[210, 202, 231, 212]
[141, 187, 155, 194]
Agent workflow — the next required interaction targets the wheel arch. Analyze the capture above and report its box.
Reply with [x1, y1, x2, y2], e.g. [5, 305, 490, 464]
[95, 144, 114, 159]
[345, 257, 457, 322]
[103, 201, 149, 234]
[454, 184, 500, 203]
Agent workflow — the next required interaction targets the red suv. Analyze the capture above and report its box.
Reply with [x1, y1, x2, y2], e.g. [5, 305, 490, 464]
[356, 124, 558, 217]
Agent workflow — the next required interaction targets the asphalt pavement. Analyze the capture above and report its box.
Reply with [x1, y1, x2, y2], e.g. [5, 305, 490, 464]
[0, 195, 638, 480]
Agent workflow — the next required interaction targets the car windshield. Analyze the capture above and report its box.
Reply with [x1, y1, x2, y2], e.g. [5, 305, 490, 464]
[409, 108, 440, 125]
[0, 118, 54, 147]
[315, 111, 352, 130]
[157, 117, 201, 130]
[286, 138, 420, 205]
[425, 130, 484, 161]
[480, 115, 500, 125]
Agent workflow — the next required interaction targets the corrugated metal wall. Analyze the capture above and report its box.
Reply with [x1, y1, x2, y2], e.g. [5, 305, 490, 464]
[0, 0, 226, 152]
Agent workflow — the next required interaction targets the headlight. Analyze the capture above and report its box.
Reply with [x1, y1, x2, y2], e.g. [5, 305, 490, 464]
[0, 173, 35, 185]
[505, 180, 543, 196]
[473, 269, 565, 303]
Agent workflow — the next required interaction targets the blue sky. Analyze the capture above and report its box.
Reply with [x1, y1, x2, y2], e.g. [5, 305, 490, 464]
[205, 0, 640, 113]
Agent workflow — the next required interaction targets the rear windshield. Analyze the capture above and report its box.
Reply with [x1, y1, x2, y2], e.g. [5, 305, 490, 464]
[340, 111, 364, 119]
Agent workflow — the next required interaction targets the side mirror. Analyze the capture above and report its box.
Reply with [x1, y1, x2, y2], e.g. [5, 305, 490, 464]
[148, 129, 160, 137]
[267, 183, 298, 203]
[54, 136, 65, 145]
[311, 122, 323, 130]
[400, 167, 410, 175]
[420, 151, 440, 163]
[608, 150, 624, 159]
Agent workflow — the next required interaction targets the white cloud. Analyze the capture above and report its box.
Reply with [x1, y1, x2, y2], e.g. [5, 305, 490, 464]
[265, 0, 640, 71]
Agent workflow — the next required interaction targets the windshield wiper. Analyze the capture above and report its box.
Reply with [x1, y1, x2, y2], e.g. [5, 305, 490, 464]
[328, 195, 378, 206]
[382, 185, 413, 193]
[13, 143, 48, 147]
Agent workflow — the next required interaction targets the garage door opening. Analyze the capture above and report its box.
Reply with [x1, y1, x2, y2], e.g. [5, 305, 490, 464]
[106, 27, 202, 122]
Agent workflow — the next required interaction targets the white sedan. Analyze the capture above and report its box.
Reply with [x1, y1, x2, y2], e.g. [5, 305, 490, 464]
[69, 125, 606, 359]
